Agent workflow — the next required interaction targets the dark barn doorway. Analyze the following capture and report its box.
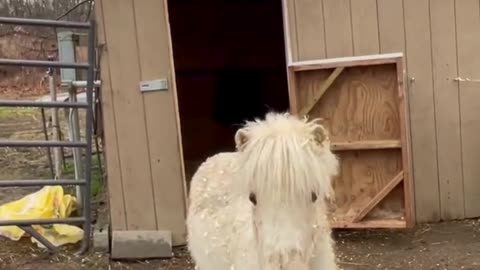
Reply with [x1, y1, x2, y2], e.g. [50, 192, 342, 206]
[167, 0, 290, 183]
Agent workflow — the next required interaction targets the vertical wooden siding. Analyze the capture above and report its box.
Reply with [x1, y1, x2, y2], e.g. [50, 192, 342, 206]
[285, 0, 480, 222]
[95, 0, 187, 245]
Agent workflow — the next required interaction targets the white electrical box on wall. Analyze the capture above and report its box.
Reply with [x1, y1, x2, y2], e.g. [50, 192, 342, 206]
[139, 79, 168, 92]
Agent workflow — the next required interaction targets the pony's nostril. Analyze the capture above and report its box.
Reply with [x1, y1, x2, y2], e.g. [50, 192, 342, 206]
[249, 192, 257, 205]
[311, 192, 318, 203]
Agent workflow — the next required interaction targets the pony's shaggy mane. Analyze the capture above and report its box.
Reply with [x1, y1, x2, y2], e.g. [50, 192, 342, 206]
[235, 112, 339, 206]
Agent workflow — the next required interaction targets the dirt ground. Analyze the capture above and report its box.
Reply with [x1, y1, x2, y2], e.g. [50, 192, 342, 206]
[1, 74, 480, 270]
[0, 220, 479, 270]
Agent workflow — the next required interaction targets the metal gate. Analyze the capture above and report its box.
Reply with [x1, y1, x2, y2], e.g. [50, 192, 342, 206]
[0, 17, 96, 254]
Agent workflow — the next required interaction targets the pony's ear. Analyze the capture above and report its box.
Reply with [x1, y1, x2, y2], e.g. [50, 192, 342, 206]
[235, 128, 249, 151]
[312, 124, 330, 147]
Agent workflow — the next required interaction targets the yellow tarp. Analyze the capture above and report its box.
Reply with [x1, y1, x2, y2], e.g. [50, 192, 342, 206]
[0, 185, 83, 248]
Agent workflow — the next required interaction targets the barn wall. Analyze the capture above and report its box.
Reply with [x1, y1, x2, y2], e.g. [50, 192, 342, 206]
[284, 0, 480, 223]
[95, 0, 187, 245]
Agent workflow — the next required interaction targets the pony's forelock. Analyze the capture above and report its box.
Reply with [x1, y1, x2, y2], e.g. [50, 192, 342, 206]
[235, 112, 338, 206]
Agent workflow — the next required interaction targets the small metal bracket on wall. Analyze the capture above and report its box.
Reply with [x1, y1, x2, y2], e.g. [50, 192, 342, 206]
[406, 76, 415, 93]
[139, 78, 169, 92]
[453, 77, 480, 83]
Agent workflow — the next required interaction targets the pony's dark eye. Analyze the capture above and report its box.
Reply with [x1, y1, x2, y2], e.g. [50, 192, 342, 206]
[249, 192, 257, 205]
[311, 192, 318, 203]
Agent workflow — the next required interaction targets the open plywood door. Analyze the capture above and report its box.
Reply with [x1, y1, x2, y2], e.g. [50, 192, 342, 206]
[95, 0, 188, 259]
[286, 53, 415, 228]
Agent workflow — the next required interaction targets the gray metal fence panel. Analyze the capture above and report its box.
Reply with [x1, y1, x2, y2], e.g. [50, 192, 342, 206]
[0, 16, 96, 255]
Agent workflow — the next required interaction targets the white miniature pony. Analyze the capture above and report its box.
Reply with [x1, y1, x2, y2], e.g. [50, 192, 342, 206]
[186, 112, 339, 270]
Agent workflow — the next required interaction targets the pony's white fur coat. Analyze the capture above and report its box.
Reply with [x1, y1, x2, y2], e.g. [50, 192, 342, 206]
[186, 112, 339, 270]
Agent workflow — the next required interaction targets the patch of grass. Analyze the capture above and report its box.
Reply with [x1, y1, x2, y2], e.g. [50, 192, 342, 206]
[0, 107, 38, 120]
[63, 154, 104, 199]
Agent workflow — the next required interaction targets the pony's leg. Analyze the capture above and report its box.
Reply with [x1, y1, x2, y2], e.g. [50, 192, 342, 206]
[188, 245, 215, 270]
[189, 246, 226, 270]
[187, 219, 228, 270]
[309, 234, 338, 270]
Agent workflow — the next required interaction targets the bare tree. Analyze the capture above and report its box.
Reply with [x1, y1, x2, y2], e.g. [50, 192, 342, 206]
[0, 0, 94, 86]
[0, 0, 93, 35]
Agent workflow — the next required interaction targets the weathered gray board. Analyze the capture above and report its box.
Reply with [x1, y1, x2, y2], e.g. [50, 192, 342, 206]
[111, 230, 173, 259]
